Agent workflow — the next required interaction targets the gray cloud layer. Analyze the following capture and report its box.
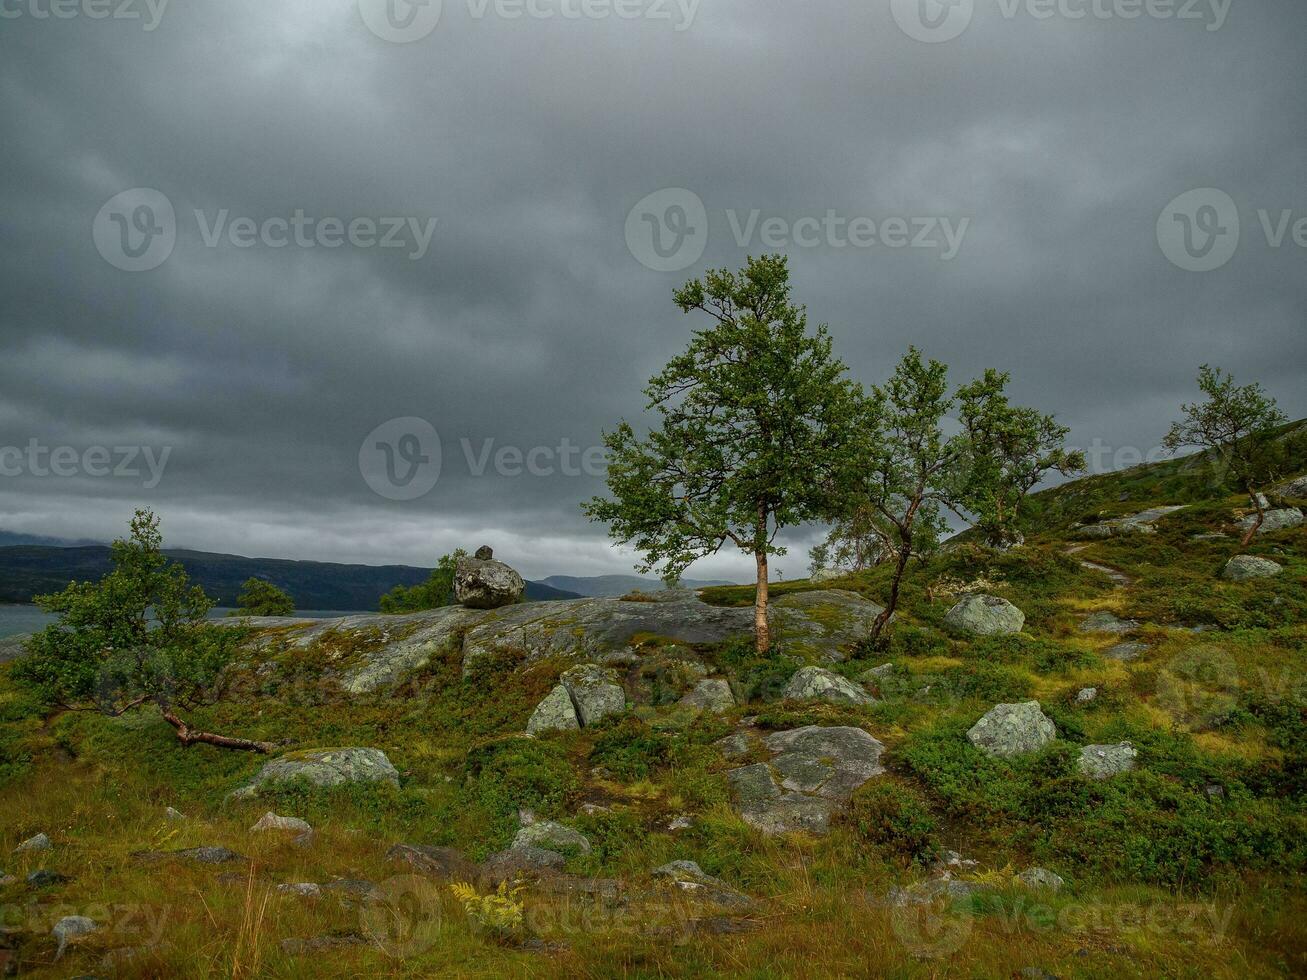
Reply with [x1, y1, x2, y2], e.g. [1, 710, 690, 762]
[1, 0, 1303, 581]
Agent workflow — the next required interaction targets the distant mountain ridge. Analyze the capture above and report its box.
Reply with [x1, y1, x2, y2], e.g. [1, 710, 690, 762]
[539, 574, 737, 597]
[0, 545, 581, 610]
[0, 530, 102, 548]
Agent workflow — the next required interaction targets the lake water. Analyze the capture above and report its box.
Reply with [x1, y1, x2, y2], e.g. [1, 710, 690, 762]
[0, 605, 364, 639]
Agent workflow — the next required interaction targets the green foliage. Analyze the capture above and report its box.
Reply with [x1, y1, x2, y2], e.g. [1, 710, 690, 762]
[588, 716, 673, 780]
[450, 880, 526, 937]
[848, 779, 940, 864]
[233, 576, 295, 616]
[713, 635, 799, 702]
[14, 510, 227, 718]
[583, 255, 869, 650]
[379, 549, 467, 613]
[463, 736, 578, 813]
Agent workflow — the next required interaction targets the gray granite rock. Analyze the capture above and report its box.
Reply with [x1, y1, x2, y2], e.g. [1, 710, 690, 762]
[512, 820, 590, 855]
[1080, 611, 1138, 635]
[782, 666, 873, 705]
[1078, 742, 1138, 779]
[1017, 867, 1065, 892]
[1222, 555, 1283, 581]
[680, 678, 736, 713]
[454, 555, 526, 609]
[967, 701, 1056, 759]
[560, 663, 625, 727]
[944, 594, 1025, 635]
[1238, 507, 1304, 536]
[231, 747, 399, 799]
[14, 832, 50, 853]
[526, 683, 580, 734]
[1105, 641, 1148, 661]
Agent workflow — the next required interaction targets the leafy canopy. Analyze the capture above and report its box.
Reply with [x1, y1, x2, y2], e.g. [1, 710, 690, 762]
[234, 577, 295, 617]
[379, 550, 467, 613]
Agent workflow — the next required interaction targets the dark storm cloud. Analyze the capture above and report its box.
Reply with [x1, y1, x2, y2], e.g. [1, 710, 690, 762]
[1, 0, 1303, 581]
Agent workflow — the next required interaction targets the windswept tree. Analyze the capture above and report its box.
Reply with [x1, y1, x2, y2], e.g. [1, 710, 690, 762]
[14, 510, 273, 753]
[379, 549, 467, 613]
[233, 577, 295, 617]
[811, 502, 893, 575]
[955, 370, 1085, 548]
[1163, 364, 1288, 545]
[584, 255, 867, 653]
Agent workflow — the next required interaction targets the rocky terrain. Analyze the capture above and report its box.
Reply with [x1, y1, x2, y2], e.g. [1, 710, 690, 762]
[0, 454, 1304, 977]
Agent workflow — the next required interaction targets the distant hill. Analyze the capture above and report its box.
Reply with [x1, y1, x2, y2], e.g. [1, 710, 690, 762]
[0, 530, 102, 548]
[0, 545, 580, 610]
[539, 574, 737, 597]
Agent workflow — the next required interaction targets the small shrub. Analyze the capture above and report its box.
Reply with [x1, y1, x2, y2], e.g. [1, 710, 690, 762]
[848, 780, 940, 863]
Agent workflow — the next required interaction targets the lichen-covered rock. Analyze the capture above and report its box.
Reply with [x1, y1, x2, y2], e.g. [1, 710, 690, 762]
[14, 832, 51, 853]
[231, 747, 399, 799]
[560, 663, 625, 726]
[386, 844, 475, 881]
[1237, 507, 1304, 536]
[512, 820, 591, 855]
[250, 812, 312, 835]
[944, 595, 1025, 636]
[782, 666, 873, 705]
[714, 732, 753, 760]
[1075, 688, 1098, 704]
[770, 589, 888, 661]
[652, 860, 755, 910]
[480, 846, 565, 884]
[1078, 741, 1137, 779]
[967, 702, 1057, 759]
[526, 684, 580, 734]
[1076, 505, 1187, 539]
[454, 555, 526, 609]
[1275, 475, 1307, 498]
[1017, 867, 1065, 892]
[680, 678, 735, 713]
[52, 916, 97, 957]
[1080, 611, 1138, 635]
[1105, 641, 1148, 661]
[1222, 555, 1283, 581]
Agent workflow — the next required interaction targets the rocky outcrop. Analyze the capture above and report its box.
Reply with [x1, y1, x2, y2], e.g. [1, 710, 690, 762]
[1238, 507, 1304, 536]
[1077, 742, 1137, 779]
[231, 747, 399, 799]
[782, 666, 873, 705]
[1105, 641, 1148, 661]
[1076, 505, 1187, 539]
[560, 664, 625, 727]
[512, 820, 591, 855]
[680, 678, 735, 713]
[386, 844, 476, 881]
[1275, 475, 1307, 498]
[526, 684, 580, 734]
[1016, 867, 1064, 892]
[454, 552, 526, 609]
[1080, 611, 1138, 635]
[723, 725, 885, 835]
[967, 702, 1057, 759]
[944, 594, 1025, 636]
[1222, 555, 1283, 581]
[652, 860, 754, 910]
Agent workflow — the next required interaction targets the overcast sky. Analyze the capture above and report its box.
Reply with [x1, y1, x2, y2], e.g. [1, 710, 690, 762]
[0, 0, 1303, 583]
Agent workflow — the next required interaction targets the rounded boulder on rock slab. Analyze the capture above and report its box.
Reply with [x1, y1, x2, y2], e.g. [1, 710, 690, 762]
[231, 747, 399, 799]
[782, 666, 874, 706]
[559, 663, 625, 727]
[526, 683, 580, 734]
[453, 555, 526, 609]
[944, 594, 1025, 636]
[967, 702, 1057, 759]
[1222, 555, 1283, 581]
[1077, 742, 1138, 780]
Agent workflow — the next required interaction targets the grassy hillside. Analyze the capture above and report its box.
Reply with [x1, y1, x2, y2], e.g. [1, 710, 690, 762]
[0, 440, 1303, 978]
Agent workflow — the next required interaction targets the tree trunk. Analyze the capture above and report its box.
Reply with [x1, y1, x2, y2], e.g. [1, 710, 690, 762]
[161, 708, 275, 754]
[870, 542, 912, 642]
[1240, 480, 1265, 547]
[754, 550, 771, 654]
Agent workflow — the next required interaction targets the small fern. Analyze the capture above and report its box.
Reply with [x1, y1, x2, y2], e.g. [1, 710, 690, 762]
[450, 880, 526, 936]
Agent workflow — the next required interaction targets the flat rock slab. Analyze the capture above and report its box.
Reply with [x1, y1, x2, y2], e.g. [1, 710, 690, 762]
[723, 725, 885, 835]
[1078, 742, 1138, 779]
[1080, 611, 1139, 635]
[1078, 506, 1187, 539]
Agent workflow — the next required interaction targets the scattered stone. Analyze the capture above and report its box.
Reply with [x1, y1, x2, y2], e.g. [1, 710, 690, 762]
[14, 833, 50, 853]
[163, 807, 185, 822]
[386, 844, 476, 881]
[1017, 867, 1065, 892]
[1104, 641, 1147, 662]
[1077, 506, 1187, 539]
[480, 846, 565, 884]
[513, 820, 590, 855]
[1237, 507, 1304, 536]
[560, 663, 626, 727]
[454, 553, 526, 609]
[1080, 611, 1138, 635]
[782, 666, 874, 705]
[932, 850, 979, 873]
[652, 860, 754, 910]
[474, 545, 494, 560]
[1075, 687, 1098, 704]
[944, 594, 1025, 635]
[52, 916, 97, 957]
[526, 684, 580, 735]
[883, 876, 983, 908]
[26, 870, 68, 887]
[667, 814, 693, 831]
[967, 702, 1057, 759]
[1077, 742, 1138, 780]
[714, 732, 753, 760]
[679, 678, 736, 713]
[857, 663, 895, 683]
[176, 846, 245, 865]
[1222, 555, 1283, 581]
[1275, 475, 1307, 498]
[231, 747, 399, 799]
[320, 879, 380, 908]
[276, 882, 322, 897]
[1204, 784, 1225, 801]
[250, 812, 312, 835]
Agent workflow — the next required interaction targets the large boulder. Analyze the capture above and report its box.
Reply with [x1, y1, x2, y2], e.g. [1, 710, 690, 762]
[967, 702, 1057, 759]
[231, 747, 399, 799]
[1077, 742, 1137, 779]
[1275, 475, 1307, 498]
[944, 594, 1025, 636]
[1238, 507, 1304, 536]
[1221, 555, 1283, 581]
[525, 684, 580, 734]
[782, 666, 873, 706]
[1076, 505, 1187, 539]
[680, 678, 736, 713]
[559, 663, 625, 726]
[512, 820, 591, 856]
[454, 553, 526, 609]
